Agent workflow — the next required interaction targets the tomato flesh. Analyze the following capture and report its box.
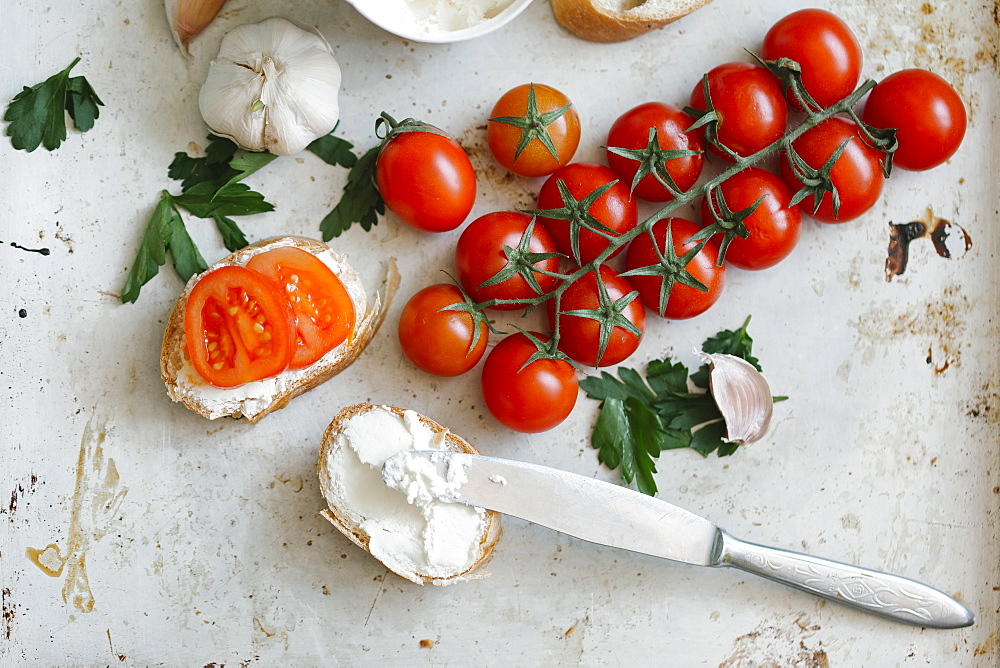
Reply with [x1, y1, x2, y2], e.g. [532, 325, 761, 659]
[246, 246, 356, 369]
[184, 265, 295, 388]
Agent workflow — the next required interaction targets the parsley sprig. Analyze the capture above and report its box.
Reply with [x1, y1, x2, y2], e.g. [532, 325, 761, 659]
[5, 57, 104, 152]
[579, 317, 786, 496]
[121, 132, 358, 303]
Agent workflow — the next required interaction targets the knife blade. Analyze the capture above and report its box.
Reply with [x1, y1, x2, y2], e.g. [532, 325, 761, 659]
[383, 451, 974, 630]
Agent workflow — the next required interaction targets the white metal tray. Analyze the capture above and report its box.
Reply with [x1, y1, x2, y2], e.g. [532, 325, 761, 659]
[2, 0, 997, 664]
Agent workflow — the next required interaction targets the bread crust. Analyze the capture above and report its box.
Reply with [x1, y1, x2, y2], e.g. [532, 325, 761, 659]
[550, 0, 714, 42]
[317, 403, 502, 585]
[161, 236, 399, 423]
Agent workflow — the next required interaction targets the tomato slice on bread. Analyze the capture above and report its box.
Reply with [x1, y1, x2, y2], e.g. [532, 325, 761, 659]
[184, 265, 296, 388]
[246, 246, 356, 369]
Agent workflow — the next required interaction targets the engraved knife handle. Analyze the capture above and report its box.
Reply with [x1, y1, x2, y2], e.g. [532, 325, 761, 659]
[715, 530, 974, 629]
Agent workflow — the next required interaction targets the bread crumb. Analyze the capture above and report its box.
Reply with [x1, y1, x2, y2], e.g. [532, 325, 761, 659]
[419, 639, 435, 649]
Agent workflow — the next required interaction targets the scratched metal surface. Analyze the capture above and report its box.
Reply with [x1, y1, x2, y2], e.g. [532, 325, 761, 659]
[1, 0, 998, 664]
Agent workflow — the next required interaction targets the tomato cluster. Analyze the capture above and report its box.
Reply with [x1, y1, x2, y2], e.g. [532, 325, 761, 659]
[185, 246, 355, 388]
[385, 9, 966, 433]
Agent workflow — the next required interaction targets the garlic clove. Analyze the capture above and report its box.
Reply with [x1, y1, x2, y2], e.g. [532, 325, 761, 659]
[198, 18, 342, 156]
[700, 353, 773, 445]
[166, 0, 227, 53]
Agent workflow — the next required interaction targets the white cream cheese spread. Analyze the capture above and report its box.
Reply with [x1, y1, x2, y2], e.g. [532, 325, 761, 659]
[321, 406, 486, 581]
[358, 0, 514, 36]
[173, 240, 367, 420]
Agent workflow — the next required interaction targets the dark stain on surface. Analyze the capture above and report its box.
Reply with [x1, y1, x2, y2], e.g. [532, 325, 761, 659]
[2, 587, 14, 641]
[9, 241, 50, 256]
[886, 221, 926, 280]
[885, 217, 971, 280]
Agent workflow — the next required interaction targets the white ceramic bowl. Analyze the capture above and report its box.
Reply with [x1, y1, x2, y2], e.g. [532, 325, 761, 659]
[345, 0, 536, 44]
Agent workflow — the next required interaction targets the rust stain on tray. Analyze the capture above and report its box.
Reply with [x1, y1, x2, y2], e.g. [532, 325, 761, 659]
[851, 284, 969, 374]
[25, 416, 128, 614]
[718, 614, 828, 667]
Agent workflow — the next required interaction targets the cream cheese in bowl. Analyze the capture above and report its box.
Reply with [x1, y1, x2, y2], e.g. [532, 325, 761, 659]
[346, 0, 535, 43]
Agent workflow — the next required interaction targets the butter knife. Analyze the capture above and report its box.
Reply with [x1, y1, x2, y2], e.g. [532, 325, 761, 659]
[383, 451, 974, 629]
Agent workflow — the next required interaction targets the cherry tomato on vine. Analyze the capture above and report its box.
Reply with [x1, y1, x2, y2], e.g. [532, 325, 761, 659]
[184, 266, 296, 388]
[536, 162, 638, 264]
[481, 332, 579, 433]
[624, 217, 725, 320]
[397, 284, 488, 377]
[689, 62, 787, 160]
[376, 125, 476, 233]
[699, 168, 801, 271]
[546, 265, 646, 367]
[455, 211, 561, 310]
[862, 68, 967, 171]
[761, 8, 863, 110]
[605, 102, 705, 202]
[779, 117, 885, 223]
[246, 246, 356, 369]
[488, 83, 581, 178]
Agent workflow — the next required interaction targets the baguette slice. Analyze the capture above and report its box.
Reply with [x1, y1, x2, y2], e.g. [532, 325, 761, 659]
[550, 0, 714, 42]
[318, 403, 503, 585]
[161, 236, 399, 422]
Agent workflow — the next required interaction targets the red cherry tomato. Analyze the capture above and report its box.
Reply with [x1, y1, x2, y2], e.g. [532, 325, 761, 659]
[455, 211, 561, 311]
[699, 168, 802, 271]
[397, 284, 488, 377]
[376, 127, 476, 233]
[488, 83, 581, 178]
[689, 62, 788, 160]
[624, 218, 725, 320]
[184, 265, 295, 388]
[547, 266, 646, 367]
[862, 68, 967, 171]
[246, 246, 356, 369]
[605, 102, 705, 202]
[780, 117, 885, 223]
[481, 332, 579, 433]
[536, 162, 638, 264]
[761, 8, 863, 110]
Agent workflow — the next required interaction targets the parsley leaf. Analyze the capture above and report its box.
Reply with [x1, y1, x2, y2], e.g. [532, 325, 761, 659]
[320, 144, 384, 240]
[5, 57, 104, 152]
[168, 135, 240, 192]
[308, 133, 358, 168]
[122, 140, 276, 303]
[121, 194, 178, 304]
[173, 181, 275, 218]
[580, 317, 783, 495]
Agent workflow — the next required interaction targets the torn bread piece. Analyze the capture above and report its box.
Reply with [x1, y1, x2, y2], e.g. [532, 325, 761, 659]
[161, 236, 399, 422]
[318, 403, 502, 585]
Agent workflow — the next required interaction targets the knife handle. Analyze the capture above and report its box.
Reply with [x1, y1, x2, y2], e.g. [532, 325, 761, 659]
[715, 530, 974, 629]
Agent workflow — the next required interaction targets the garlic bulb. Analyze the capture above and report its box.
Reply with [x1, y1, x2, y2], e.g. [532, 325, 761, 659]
[199, 18, 342, 156]
[701, 353, 773, 444]
[166, 0, 227, 53]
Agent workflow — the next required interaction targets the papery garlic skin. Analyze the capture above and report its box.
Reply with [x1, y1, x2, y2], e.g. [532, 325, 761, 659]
[701, 353, 773, 445]
[199, 18, 341, 156]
